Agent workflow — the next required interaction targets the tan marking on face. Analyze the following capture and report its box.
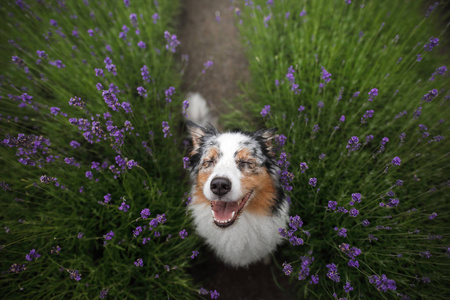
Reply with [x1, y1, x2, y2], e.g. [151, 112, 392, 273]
[236, 148, 252, 161]
[193, 170, 211, 205]
[240, 167, 276, 216]
[193, 147, 219, 206]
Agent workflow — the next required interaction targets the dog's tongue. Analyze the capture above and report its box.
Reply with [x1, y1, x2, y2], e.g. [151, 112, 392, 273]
[211, 201, 238, 221]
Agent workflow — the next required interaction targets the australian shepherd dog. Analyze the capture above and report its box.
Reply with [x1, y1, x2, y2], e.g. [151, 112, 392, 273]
[185, 94, 289, 267]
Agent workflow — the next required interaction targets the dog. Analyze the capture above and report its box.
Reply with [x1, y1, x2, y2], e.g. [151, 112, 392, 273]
[185, 94, 289, 267]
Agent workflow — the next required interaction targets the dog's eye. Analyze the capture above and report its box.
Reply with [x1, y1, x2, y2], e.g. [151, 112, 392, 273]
[202, 160, 214, 168]
[238, 160, 254, 169]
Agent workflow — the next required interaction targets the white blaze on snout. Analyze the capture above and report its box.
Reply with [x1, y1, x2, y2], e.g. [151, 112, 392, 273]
[202, 133, 250, 202]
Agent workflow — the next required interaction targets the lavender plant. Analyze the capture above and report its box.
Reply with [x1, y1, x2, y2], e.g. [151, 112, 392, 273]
[236, 1, 449, 299]
[0, 0, 203, 298]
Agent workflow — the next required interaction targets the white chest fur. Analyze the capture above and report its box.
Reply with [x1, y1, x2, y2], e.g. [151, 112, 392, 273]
[189, 200, 289, 267]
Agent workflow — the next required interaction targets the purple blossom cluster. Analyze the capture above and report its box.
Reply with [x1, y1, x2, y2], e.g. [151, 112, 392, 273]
[164, 31, 180, 53]
[368, 88, 378, 101]
[298, 255, 314, 280]
[326, 263, 340, 282]
[361, 110, 374, 124]
[346, 136, 361, 156]
[285, 66, 301, 94]
[278, 215, 304, 246]
[368, 274, 397, 292]
[424, 37, 439, 51]
[422, 89, 438, 102]
[25, 249, 41, 261]
[260, 105, 271, 117]
[277, 152, 294, 191]
[339, 243, 361, 268]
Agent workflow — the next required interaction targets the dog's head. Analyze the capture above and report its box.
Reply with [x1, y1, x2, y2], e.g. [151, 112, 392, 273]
[186, 121, 284, 228]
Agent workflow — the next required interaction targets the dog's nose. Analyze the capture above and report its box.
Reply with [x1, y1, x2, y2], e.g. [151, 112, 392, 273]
[210, 177, 232, 196]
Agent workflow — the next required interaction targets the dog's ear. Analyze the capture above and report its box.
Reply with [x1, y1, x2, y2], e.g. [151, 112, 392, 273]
[186, 121, 218, 155]
[253, 128, 278, 157]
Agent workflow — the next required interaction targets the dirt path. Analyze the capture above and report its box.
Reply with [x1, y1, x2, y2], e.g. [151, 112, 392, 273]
[178, 0, 249, 130]
[178, 1, 295, 299]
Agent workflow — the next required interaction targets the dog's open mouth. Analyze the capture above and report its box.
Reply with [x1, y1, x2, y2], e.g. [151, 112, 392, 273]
[211, 191, 253, 228]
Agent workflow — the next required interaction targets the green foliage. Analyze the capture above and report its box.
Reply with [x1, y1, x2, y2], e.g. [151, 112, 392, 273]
[236, 0, 450, 299]
[0, 1, 202, 299]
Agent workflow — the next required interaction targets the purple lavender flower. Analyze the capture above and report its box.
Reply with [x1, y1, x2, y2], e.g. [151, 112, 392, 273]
[429, 66, 447, 81]
[422, 89, 438, 102]
[300, 9, 307, 17]
[362, 219, 370, 226]
[50, 107, 60, 116]
[309, 177, 317, 187]
[348, 259, 359, 268]
[413, 107, 422, 119]
[310, 274, 319, 284]
[137, 41, 146, 49]
[133, 226, 143, 237]
[300, 162, 308, 173]
[179, 229, 188, 239]
[164, 31, 180, 53]
[334, 227, 347, 237]
[134, 258, 144, 267]
[289, 236, 304, 246]
[326, 263, 340, 282]
[369, 274, 397, 292]
[348, 208, 359, 217]
[429, 212, 437, 219]
[103, 193, 112, 204]
[328, 201, 337, 211]
[162, 121, 172, 138]
[103, 231, 115, 241]
[182, 100, 189, 117]
[424, 37, 439, 51]
[141, 65, 150, 82]
[368, 88, 378, 101]
[260, 105, 271, 117]
[68, 269, 82, 281]
[392, 156, 401, 166]
[100, 288, 109, 299]
[183, 157, 190, 169]
[361, 110, 374, 124]
[321, 67, 332, 83]
[282, 262, 293, 276]
[25, 249, 41, 261]
[191, 250, 199, 259]
[95, 68, 104, 77]
[202, 60, 213, 73]
[85, 171, 93, 180]
[351, 193, 362, 205]
[313, 124, 320, 133]
[152, 13, 160, 24]
[339, 115, 345, 123]
[140, 208, 151, 219]
[118, 201, 130, 212]
[165, 86, 175, 103]
[417, 54, 423, 62]
[137, 86, 147, 97]
[426, 2, 439, 17]
[210, 290, 220, 299]
[87, 29, 94, 36]
[346, 136, 361, 155]
[344, 281, 353, 293]
[77, 232, 84, 239]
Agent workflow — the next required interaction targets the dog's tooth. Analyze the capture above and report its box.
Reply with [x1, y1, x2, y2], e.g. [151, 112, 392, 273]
[231, 211, 235, 219]
[211, 210, 215, 218]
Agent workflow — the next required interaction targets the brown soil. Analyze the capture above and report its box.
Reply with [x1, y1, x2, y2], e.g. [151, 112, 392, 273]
[178, 1, 296, 299]
[178, 0, 250, 130]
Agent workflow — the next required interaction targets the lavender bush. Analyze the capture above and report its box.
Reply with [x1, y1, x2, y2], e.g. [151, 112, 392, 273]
[235, 1, 449, 299]
[0, 0, 203, 298]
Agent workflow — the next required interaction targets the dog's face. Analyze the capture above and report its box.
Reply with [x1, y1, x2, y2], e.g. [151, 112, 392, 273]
[187, 122, 284, 228]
